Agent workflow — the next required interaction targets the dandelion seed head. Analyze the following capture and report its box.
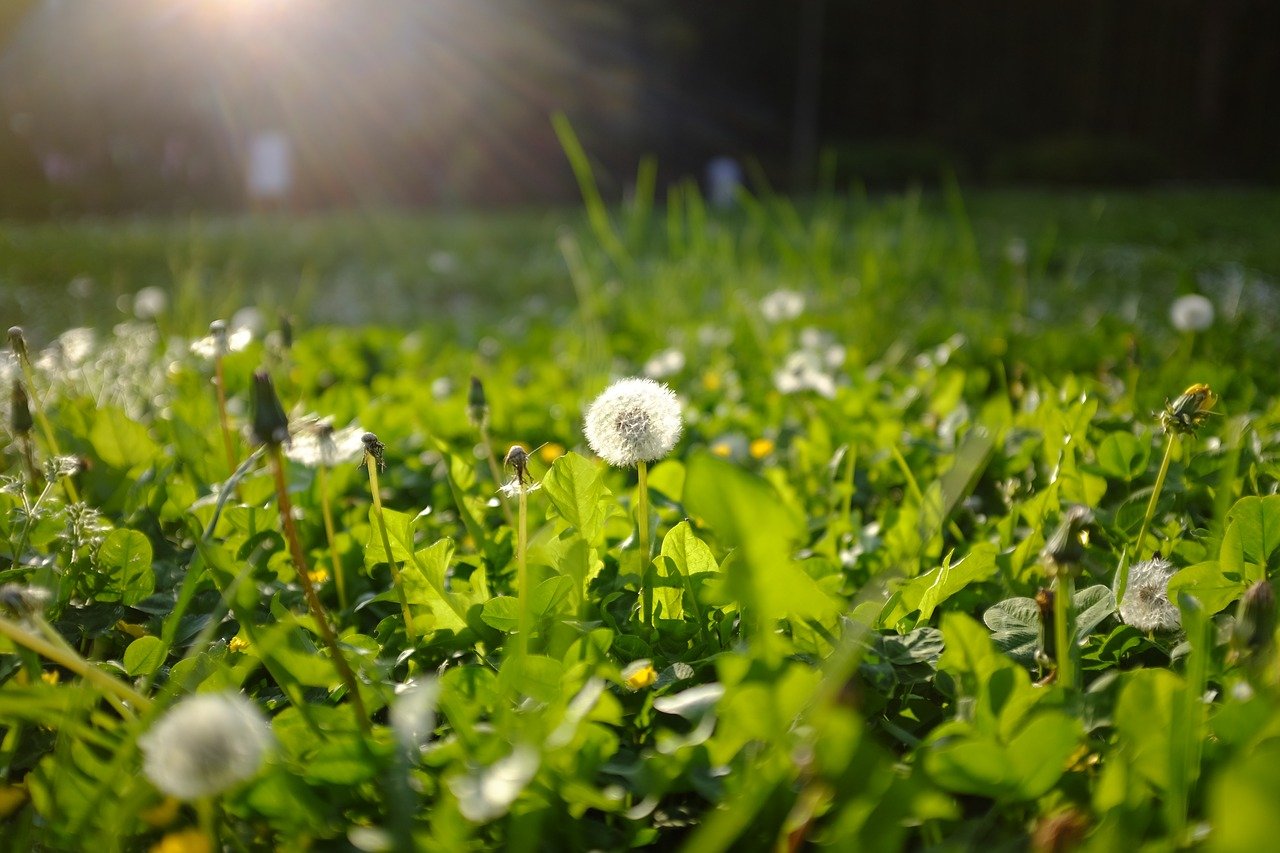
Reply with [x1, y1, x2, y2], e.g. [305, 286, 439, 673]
[286, 418, 365, 468]
[139, 692, 272, 800]
[391, 678, 440, 753]
[1170, 294, 1215, 332]
[132, 287, 169, 320]
[643, 348, 686, 380]
[1119, 557, 1181, 633]
[584, 378, 683, 467]
[760, 289, 806, 323]
[449, 746, 539, 823]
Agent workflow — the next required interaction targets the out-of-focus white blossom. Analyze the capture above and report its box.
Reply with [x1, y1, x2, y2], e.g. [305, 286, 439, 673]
[139, 692, 272, 800]
[759, 289, 805, 323]
[1170, 294, 1215, 332]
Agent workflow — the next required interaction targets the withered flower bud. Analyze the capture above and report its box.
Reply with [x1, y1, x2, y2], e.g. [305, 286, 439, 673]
[10, 380, 33, 436]
[361, 432, 386, 472]
[467, 376, 489, 429]
[1041, 505, 1092, 578]
[248, 370, 290, 447]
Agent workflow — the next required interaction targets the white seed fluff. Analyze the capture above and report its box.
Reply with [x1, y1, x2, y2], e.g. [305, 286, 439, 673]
[1170, 294, 1215, 332]
[1119, 557, 1181, 633]
[584, 378, 683, 467]
[139, 692, 272, 800]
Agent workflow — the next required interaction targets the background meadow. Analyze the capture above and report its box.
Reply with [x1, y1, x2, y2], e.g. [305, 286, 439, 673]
[2, 182, 1280, 851]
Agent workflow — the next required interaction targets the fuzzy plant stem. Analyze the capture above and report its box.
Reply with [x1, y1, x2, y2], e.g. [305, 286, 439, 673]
[364, 451, 417, 644]
[637, 460, 653, 626]
[316, 465, 348, 610]
[1053, 575, 1076, 690]
[0, 614, 152, 714]
[269, 446, 371, 733]
[480, 424, 516, 529]
[213, 353, 239, 479]
[516, 486, 531, 658]
[1123, 432, 1179, 601]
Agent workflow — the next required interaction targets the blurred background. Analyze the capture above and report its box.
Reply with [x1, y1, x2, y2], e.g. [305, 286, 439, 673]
[1, 0, 1276, 218]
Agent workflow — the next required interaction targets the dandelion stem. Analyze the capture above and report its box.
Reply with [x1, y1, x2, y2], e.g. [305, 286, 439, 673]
[1053, 574, 1075, 690]
[0, 614, 151, 714]
[17, 360, 78, 504]
[637, 460, 653, 626]
[317, 465, 348, 610]
[516, 486, 530, 658]
[269, 445, 371, 733]
[198, 797, 219, 851]
[481, 424, 516, 529]
[1125, 432, 1178, 601]
[364, 451, 417, 645]
[213, 353, 239, 479]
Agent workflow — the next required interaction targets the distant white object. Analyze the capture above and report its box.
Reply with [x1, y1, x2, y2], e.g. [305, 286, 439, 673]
[246, 131, 293, 201]
[1170, 294, 1215, 332]
[706, 156, 743, 208]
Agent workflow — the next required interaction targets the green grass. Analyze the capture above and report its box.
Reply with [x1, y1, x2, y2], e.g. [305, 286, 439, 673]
[1, 186, 1280, 850]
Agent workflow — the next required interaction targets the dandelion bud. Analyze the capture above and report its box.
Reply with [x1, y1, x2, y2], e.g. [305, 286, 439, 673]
[7, 326, 28, 363]
[9, 380, 33, 436]
[1158, 383, 1216, 435]
[361, 432, 386, 471]
[248, 370, 290, 447]
[138, 692, 272, 800]
[1041, 505, 1092, 578]
[467, 376, 489, 429]
[209, 319, 229, 357]
[584, 378, 683, 468]
[279, 313, 294, 351]
[1232, 580, 1276, 658]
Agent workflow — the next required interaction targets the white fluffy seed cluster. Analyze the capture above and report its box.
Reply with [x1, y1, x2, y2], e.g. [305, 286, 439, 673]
[139, 692, 273, 800]
[1119, 557, 1181, 633]
[1170, 294, 1215, 333]
[584, 378, 683, 468]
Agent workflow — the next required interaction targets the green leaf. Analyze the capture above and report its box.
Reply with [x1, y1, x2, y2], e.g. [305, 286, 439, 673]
[497, 654, 563, 704]
[655, 521, 718, 620]
[542, 452, 610, 540]
[401, 538, 467, 632]
[923, 711, 1081, 800]
[1167, 561, 1245, 616]
[915, 543, 999, 623]
[364, 506, 416, 568]
[982, 598, 1040, 662]
[94, 529, 155, 605]
[122, 636, 166, 677]
[89, 406, 160, 470]
[1114, 668, 1181, 791]
[1073, 584, 1116, 637]
[1209, 740, 1280, 852]
[531, 576, 574, 618]
[481, 596, 519, 632]
[1225, 495, 1280, 569]
[1095, 432, 1149, 481]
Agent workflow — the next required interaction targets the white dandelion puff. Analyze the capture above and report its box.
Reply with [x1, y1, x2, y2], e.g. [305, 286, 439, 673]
[139, 692, 273, 800]
[391, 678, 440, 754]
[759, 289, 806, 323]
[286, 418, 366, 468]
[583, 378, 683, 467]
[1170, 294, 1215, 333]
[132, 286, 169, 320]
[1119, 557, 1181, 633]
[449, 746, 540, 823]
[498, 477, 542, 499]
[643, 348, 686, 380]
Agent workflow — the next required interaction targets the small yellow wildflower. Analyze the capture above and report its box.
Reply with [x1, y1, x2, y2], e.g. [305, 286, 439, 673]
[538, 442, 566, 465]
[710, 442, 732, 458]
[622, 660, 658, 691]
[149, 828, 210, 853]
[749, 438, 775, 459]
[0, 784, 27, 819]
[41, 670, 60, 686]
[307, 568, 329, 586]
[702, 371, 723, 392]
[139, 796, 182, 828]
[116, 621, 148, 639]
[228, 636, 250, 654]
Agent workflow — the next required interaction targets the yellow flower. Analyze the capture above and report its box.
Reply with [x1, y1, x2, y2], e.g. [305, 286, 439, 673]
[150, 828, 210, 853]
[41, 670, 60, 686]
[116, 620, 148, 639]
[749, 438, 775, 459]
[702, 371, 723, 392]
[139, 796, 182, 828]
[228, 636, 250, 654]
[538, 442, 566, 465]
[307, 568, 329, 586]
[711, 442, 732, 458]
[622, 660, 658, 691]
[0, 784, 27, 820]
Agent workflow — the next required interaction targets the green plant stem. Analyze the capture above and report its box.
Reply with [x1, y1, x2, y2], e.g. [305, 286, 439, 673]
[516, 487, 530, 658]
[213, 353, 238, 480]
[269, 445, 371, 733]
[1169, 593, 1210, 842]
[1054, 574, 1075, 690]
[365, 452, 417, 644]
[480, 424, 516, 529]
[637, 460, 653, 626]
[316, 465, 348, 610]
[1124, 432, 1178, 601]
[0, 615, 151, 714]
[198, 796, 219, 851]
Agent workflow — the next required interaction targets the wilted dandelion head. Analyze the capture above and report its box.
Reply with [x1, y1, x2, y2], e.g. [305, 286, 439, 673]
[1119, 557, 1181, 633]
[286, 418, 365, 468]
[139, 692, 272, 800]
[1170, 294, 1215, 333]
[584, 378, 682, 467]
[0, 583, 51, 619]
